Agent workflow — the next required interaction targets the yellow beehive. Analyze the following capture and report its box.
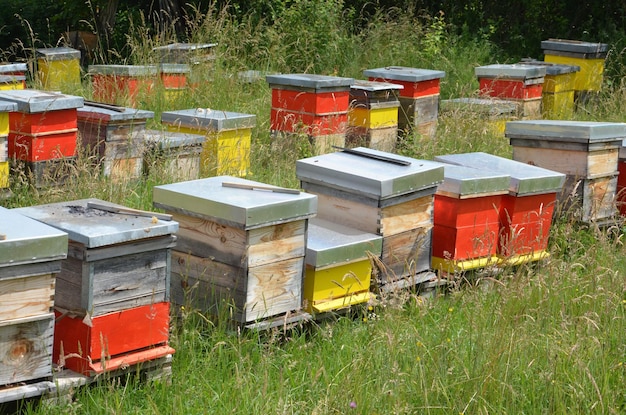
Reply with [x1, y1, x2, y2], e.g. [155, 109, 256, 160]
[36, 47, 81, 92]
[161, 109, 255, 177]
[519, 60, 580, 119]
[349, 106, 398, 129]
[0, 160, 8, 188]
[0, 75, 25, 91]
[542, 39, 607, 92]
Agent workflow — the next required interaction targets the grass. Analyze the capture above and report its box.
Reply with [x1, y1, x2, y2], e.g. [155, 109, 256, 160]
[3, 3, 626, 414]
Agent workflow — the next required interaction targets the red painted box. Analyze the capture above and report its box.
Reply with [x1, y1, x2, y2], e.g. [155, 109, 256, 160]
[479, 78, 543, 100]
[9, 130, 78, 161]
[272, 88, 350, 114]
[89, 65, 157, 106]
[270, 108, 348, 136]
[617, 160, 626, 215]
[363, 67, 445, 99]
[9, 109, 78, 134]
[53, 302, 174, 375]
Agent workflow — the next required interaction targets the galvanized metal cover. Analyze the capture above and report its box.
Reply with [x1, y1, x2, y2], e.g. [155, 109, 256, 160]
[158, 63, 191, 74]
[0, 63, 28, 73]
[296, 147, 444, 199]
[505, 120, 626, 142]
[363, 66, 446, 82]
[77, 104, 154, 123]
[0, 206, 67, 266]
[13, 198, 178, 249]
[36, 47, 81, 60]
[161, 108, 256, 131]
[266, 73, 354, 90]
[0, 89, 84, 113]
[434, 152, 565, 195]
[518, 59, 580, 75]
[541, 39, 608, 54]
[153, 42, 218, 52]
[88, 65, 158, 76]
[0, 75, 25, 84]
[0, 100, 17, 113]
[435, 163, 510, 197]
[153, 176, 317, 229]
[144, 129, 205, 149]
[474, 64, 546, 79]
[351, 80, 404, 92]
[441, 98, 518, 116]
[306, 218, 382, 268]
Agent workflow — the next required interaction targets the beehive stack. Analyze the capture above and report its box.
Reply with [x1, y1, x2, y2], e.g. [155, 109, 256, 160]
[0, 207, 67, 395]
[347, 80, 403, 151]
[304, 218, 382, 314]
[153, 176, 317, 328]
[36, 47, 81, 92]
[506, 120, 626, 224]
[153, 42, 217, 88]
[542, 39, 608, 106]
[14, 199, 178, 376]
[88, 65, 157, 107]
[0, 63, 27, 89]
[266, 73, 354, 154]
[158, 63, 190, 102]
[161, 108, 255, 177]
[431, 163, 510, 273]
[143, 129, 205, 181]
[475, 64, 546, 120]
[297, 147, 444, 291]
[77, 102, 154, 180]
[440, 97, 518, 136]
[0, 89, 83, 187]
[0, 100, 17, 192]
[363, 66, 445, 138]
[435, 152, 565, 265]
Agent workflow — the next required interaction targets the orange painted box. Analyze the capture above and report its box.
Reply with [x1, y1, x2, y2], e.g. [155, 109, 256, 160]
[270, 108, 348, 136]
[363, 66, 445, 99]
[9, 130, 78, 161]
[9, 109, 78, 134]
[53, 302, 174, 375]
[479, 78, 543, 100]
[89, 65, 157, 107]
[272, 88, 350, 114]
[432, 223, 499, 260]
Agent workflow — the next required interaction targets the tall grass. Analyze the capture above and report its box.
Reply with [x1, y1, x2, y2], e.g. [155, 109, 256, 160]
[6, 3, 626, 414]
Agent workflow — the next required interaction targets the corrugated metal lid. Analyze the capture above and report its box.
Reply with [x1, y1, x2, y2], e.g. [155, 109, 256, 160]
[296, 147, 444, 199]
[161, 108, 256, 131]
[434, 152, 565, 195]
[13, 198, 178, 249]
[153, 176, 317, 229]
[0, 206, 67, 266]
[541, 39, 608, 54]
[266, 73, 354, 90]
[436, 163, 510, 197]
[475, 64, 546, 79]
[0, 89, 84, 113]
[306, 218, 382, 267]
[88, 65, 158, 76]
[363, 66, 445, 82]
[505, 120, 626, 142]
[77, 103, 154, 122]
[36, 47, 81, 60]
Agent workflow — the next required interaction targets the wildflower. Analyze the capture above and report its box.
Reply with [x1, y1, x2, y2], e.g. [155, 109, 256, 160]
[446, 338, 451, 343]
[448, 307, 454, 313]
[416, 356, 421, 362]
[363, 317, 368, 322]
[349, 401, 357, 409]
[368, 305, 374, 311]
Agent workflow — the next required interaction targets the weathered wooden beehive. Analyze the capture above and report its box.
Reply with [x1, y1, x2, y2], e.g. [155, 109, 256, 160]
[266, 73, 354, 153]
[506, 120, 626, 223]
[0, 89, 83, 187]
[304, 218, 382, 314]
[153, 176, 317, 327]
[0, 100, 17, 192]
[435, 152, 565, 264]
[431, 163, 510, 273]
[297, 147, 443, 290]
[77, 102, 154, 179]
[363, 66, 445, 138]
[143, 129, 205, 181]
[440, 97, 519, 136]
[14, 198, 178, 376]
[36, 47, 81, 92]
[475, 64, 546, 119]
[0, 207, 67, 391]
[88, 65, 157, 107]
[161, 108, 255, 177]
[347, 80, 402, 152]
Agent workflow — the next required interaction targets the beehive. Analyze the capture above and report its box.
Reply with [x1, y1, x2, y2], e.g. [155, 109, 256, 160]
[143, 129, 205, 180]
[347, 80, 402, 151]
[475, 64, 546, 119]
[542, 39, 608, 97]
[435, 152, 565, 264]
[0, 100, 17, 190]
[14, 198, 178, 375]
[161, 108, 255, 177]
[440, 97, 519, 136]
[88, 65, 157, 107]
[77, 103, 154, 179]
[158, 63, 190, 101]
[153, 42, 218, 88]
[153, 176, 317, 326]
[304, 218, 382, 314]
[0, 63, 28, 89]
[363, 66, 445, 137]
[432, 163, 510, 273]
[0, 75, 25, 91]
[0, 207, 67, 387]
[0, 89, 83, 187]
[297, 147, 443, 290]
[266, 73, 354, 153]
[506, 120, 626, 223]
[36, 47, 81, 92]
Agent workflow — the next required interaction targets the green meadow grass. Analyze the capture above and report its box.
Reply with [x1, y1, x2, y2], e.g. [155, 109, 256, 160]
[5, 3, 626, 414]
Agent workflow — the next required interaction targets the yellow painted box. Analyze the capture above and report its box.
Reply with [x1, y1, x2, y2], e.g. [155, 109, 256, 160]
[36, 47, 81, 92]
[0, 75, 25, 91]
[303, 218, 382, 314]
[349, 106, 398, 129]
[544, 54, 605, 92]
[542, 90, 575, 119]
[162, 108, 255, 177]
[0, 160, 8, 188]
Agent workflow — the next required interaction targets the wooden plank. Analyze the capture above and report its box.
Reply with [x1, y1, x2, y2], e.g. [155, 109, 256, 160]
[562, 174, 618, 223]
[314, 192, 380, 234]
[380, 194, 433, 236]
[513, 146, 618, 178]
[69, 236, 177, 262]
[246, 220, 306, 267]
[0, 273, 54, 321]
[0, 261, 61, 280]
[377, 226, 433, 283]
[53, 256, 86, 313]
[0, 314, 54, 385]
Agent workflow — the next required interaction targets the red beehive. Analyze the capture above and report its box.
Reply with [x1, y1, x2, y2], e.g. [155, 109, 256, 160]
[89, 65, 157, 107]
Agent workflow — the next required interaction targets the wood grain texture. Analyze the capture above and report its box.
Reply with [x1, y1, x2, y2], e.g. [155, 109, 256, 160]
[380, 195, 434, 236]
[246, 220, 306, 266]
[314, 193, 380, 234]
[513, 146, 618, 178]
[378, 226, 433, 283]
[0, 274, 54, 321]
